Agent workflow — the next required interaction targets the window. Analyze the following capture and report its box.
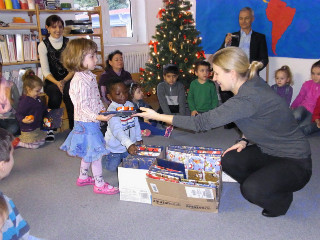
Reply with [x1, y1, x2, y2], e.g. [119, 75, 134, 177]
[74, 0, 143, 44]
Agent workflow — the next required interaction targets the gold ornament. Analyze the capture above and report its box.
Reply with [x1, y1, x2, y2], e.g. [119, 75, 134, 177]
[169, 42, 173, 51]
[180, 25, 183, 30]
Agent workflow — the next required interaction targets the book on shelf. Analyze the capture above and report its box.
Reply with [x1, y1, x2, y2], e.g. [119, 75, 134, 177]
[15, 34, 24, 62]
[30, 34, 37, 61]
[0, 35, 10, 64]
[6, 35, 17, 63]
[23, 34, 31, 61]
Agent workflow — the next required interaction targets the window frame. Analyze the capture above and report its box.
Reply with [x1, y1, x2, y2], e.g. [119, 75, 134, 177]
[100, 0, 138, 44]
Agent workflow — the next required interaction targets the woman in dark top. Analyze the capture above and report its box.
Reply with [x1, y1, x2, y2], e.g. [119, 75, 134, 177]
[99, 50, 133, 107]
[135, 47, 312, 217]
[38, 15, 74, 141]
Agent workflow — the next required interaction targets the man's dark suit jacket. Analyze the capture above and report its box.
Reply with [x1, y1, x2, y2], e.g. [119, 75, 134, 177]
[219, 30, 269, 71]
[218, 31, 269, 129]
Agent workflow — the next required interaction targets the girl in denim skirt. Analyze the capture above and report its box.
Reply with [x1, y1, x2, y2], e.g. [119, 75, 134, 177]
[60, 38, 119, 195]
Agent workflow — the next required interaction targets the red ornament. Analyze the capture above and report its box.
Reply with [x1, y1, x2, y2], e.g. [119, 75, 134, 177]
[147, 92, 151, 97]
[156, 64, 161, 69]
[184, 58, 188, 63]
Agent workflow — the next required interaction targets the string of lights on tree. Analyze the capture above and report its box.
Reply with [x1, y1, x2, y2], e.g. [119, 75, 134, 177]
[140, 0, 206, 95]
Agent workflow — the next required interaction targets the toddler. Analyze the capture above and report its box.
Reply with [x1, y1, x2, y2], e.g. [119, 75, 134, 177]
[271, 65, 293, 106]
[104, 78, 142, 172]
[291, 60, 320, 135]
[157, 64, 187, 115]
[0, 63, 20, 136]
[129, 83, 173, 137]
[188, 61, 219, 116]
[60, 38, 119, 195]
[15, 70, 48, 149]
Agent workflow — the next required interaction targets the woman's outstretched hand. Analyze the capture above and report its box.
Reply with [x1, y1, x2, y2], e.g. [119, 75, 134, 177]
[222, 142, 246, 157]
[133, 107, 158, 120]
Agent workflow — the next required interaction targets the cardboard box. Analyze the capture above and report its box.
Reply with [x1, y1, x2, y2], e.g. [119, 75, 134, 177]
[146, 159, 222, 213]
[222, 171, 237, 182]
[118, 163, 152, 204]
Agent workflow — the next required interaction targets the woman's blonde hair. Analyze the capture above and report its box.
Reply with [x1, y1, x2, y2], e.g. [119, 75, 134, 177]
[211, 47, 263, 80]
[275, 65, 294, 85]
[22, 69, 43, 95]
[61, 38, 97, 72]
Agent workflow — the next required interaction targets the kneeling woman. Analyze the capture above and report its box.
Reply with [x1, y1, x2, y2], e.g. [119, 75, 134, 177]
[135, 47, 312, 217]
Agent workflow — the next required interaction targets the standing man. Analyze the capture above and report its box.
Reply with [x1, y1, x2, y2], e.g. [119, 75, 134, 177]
[219, 7, 269, 129]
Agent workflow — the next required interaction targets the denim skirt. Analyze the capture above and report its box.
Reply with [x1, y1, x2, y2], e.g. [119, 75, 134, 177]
[60, 121, 110, 163]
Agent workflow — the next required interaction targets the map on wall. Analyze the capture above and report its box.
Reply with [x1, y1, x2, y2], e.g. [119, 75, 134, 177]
[196, 0, 320, 59]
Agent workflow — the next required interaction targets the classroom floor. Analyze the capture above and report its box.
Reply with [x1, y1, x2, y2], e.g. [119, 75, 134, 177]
[1, 126, 319, 240]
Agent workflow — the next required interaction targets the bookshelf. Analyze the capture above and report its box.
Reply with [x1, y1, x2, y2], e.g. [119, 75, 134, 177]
[36, 5, 105, 68]
[0, 5, 105, 68]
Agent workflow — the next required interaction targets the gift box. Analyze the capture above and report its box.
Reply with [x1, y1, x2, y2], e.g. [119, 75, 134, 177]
[146, 159, 222, 213]
[117, 145, 164, 204]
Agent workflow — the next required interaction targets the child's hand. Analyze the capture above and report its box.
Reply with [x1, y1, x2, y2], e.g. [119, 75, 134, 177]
[128, 144, 138, 155]
[136, 140, 143, 145]
[96, 114, 115, 122]
[316, 119, 320, 128]
[191, 110, 198, 116]
[22, 115, 34, 124]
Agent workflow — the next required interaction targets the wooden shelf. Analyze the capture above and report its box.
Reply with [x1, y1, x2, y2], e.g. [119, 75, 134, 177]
[0, 9, 36, 13]
[0, 26, 38, 30]
[3, 60, 40, 66]
[39, 9, 99, 14]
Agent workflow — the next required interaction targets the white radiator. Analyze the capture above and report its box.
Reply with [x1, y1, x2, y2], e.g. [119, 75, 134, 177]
[123, 52, 149, 73]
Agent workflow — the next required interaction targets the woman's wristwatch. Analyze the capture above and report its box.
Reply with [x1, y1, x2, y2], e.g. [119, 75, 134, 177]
[237, 137, 249, 147]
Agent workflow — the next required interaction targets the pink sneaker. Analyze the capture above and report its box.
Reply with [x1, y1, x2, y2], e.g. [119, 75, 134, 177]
[93, 183, 119, 195]
[164, 125, 173, 138]
[76, 176, 95, 187]
[141, 129, 151, 137]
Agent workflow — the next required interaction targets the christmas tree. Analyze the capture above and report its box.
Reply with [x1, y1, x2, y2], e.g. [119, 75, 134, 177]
[140, 0, 206, 93]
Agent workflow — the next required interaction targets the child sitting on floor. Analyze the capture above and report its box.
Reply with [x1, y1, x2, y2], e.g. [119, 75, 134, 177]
[271, 65, 293, 106]
[157, 64, 187, 116]
[0, 128, 42, 239]
[187, 60, 219, 116]
[15, 70, 48, 149]
[104, 78, 143, 172]
[291, 60, 320, 135]
[129, 83, 173, 137]
[0, 62, 20, 136]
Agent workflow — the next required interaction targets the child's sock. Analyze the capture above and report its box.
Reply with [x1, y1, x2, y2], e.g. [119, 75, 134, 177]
[79, 160, 91, 180]
[92, 159, 105, 187]
[164, 125, 174, 138]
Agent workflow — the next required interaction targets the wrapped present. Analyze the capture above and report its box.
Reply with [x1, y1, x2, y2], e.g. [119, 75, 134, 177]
[166, 145, 223, 171]
[123, 155, 154, 170]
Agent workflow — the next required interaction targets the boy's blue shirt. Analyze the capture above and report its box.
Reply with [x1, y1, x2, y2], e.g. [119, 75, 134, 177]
[104, 101, 142, 153]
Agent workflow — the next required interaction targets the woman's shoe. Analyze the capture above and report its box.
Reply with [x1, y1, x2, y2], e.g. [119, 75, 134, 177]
[261, 209, 284, 217]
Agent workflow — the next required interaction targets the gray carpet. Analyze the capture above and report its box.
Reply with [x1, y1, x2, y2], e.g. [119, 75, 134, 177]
[1, 126, 319, 240]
